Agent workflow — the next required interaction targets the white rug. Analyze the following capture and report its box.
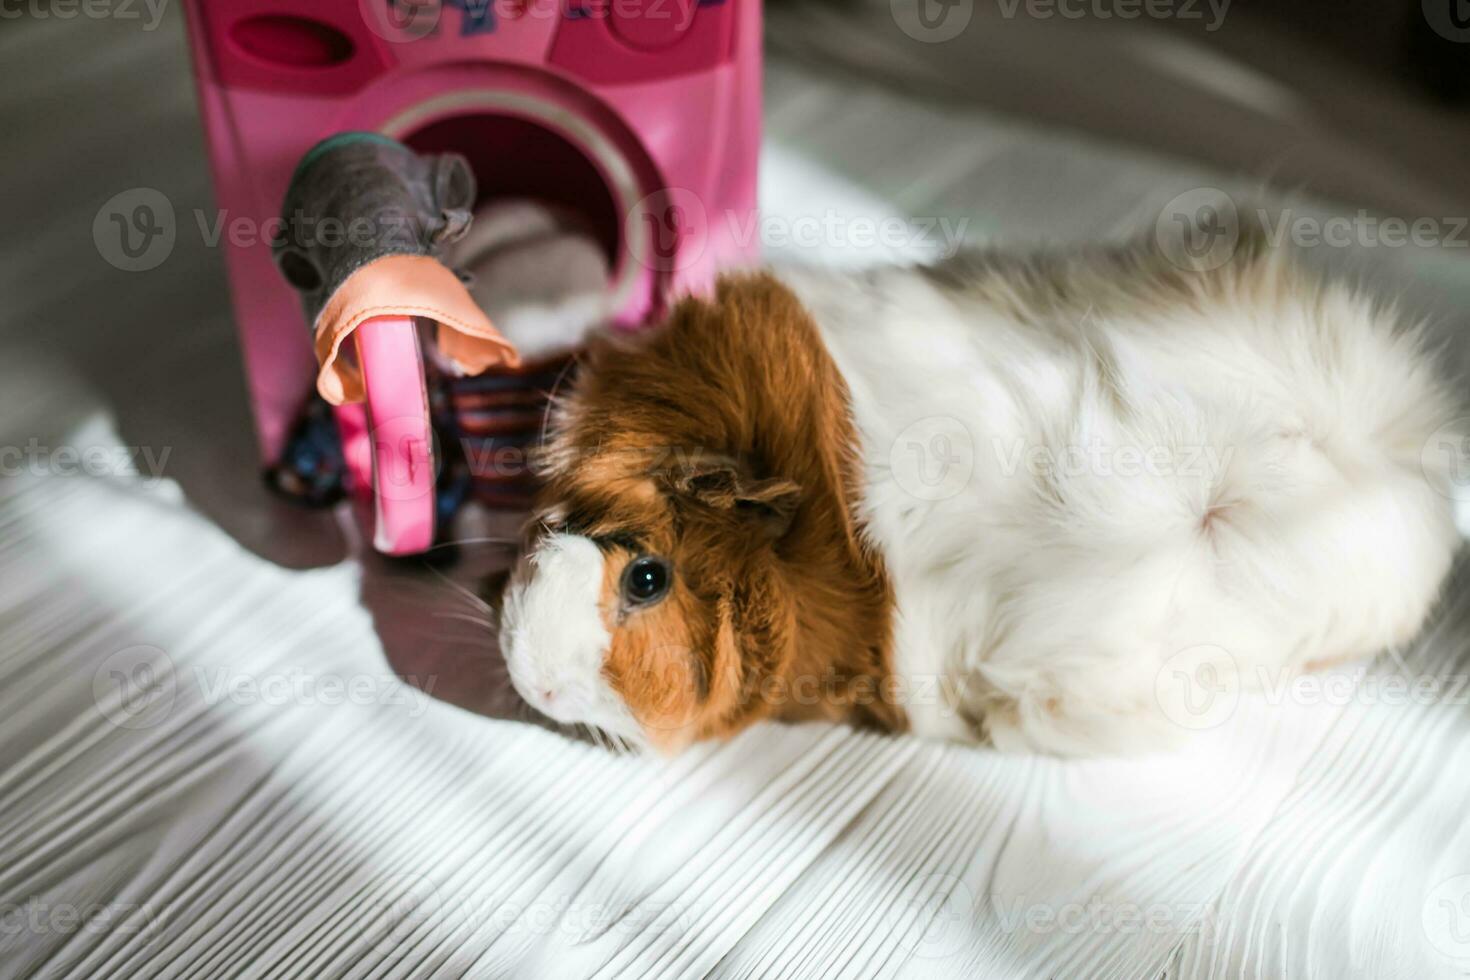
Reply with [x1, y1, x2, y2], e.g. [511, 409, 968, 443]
[4, 7, 1470, 979]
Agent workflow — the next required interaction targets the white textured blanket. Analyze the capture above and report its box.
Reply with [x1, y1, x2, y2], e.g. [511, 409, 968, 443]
[4, 5, 1470, 978]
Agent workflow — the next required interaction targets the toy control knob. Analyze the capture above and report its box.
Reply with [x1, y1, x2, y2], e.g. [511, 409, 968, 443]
[608, 0, 697, 51]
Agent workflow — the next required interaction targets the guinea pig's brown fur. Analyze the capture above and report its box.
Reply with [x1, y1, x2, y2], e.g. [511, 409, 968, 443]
[530, 274, 906, 750]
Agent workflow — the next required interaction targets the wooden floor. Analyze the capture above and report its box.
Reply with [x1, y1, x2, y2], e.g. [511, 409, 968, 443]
[3, 4, 1470, 978]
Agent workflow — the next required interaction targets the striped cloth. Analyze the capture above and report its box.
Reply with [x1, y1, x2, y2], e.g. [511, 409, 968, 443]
[441, 354, 576, 511]
[266, 351, 576, 524]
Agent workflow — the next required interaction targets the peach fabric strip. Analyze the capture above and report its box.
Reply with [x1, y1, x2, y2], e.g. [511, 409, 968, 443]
[312, 254, 520, 405]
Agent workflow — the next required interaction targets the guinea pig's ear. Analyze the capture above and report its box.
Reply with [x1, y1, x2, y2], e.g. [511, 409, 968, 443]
[665, 455, 801, 539]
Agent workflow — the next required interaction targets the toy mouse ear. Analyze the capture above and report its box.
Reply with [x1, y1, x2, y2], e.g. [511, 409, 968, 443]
[433, 208, 473, 246]
[274, 244, 323, 292]
[432, 153, 477, 213]
[430, 153, 477, 246]
[665, 454, 802, 539]
[429, 154, 479, 246]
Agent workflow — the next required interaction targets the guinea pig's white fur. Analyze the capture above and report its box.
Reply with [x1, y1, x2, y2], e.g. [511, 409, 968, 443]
[498, 533, 638, 736]
[499, 230, 1464, 755]
[785, 261, 1458, 753]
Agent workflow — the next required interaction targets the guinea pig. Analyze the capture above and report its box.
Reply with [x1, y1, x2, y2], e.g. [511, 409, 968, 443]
[497, 225, 1464, 755]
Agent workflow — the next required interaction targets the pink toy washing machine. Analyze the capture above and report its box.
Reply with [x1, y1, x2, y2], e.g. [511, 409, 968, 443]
[180, 0, 762, 553]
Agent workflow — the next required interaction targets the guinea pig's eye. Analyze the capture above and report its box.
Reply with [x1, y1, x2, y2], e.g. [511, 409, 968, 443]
[622, 556, 672, 607]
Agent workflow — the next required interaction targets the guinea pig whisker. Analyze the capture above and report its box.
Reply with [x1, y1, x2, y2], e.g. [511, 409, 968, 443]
[425, 565, 496, 619]
[582, 724, 631, 756]
[393, 621, 491, 643]
[416, 535, 520, 554]
[578, 723, 601, 751]
[431, 610, 494, 631]
[431, 606, 491, 622]
[609, 732, 635, 755]
[536, 357, 580, 447]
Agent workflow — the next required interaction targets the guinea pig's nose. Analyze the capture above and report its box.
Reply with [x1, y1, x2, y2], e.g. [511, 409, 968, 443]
[540, 688, 557, 705]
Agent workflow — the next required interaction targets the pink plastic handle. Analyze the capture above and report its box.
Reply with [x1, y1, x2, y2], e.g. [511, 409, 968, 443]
[354, 316, 436, 555]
